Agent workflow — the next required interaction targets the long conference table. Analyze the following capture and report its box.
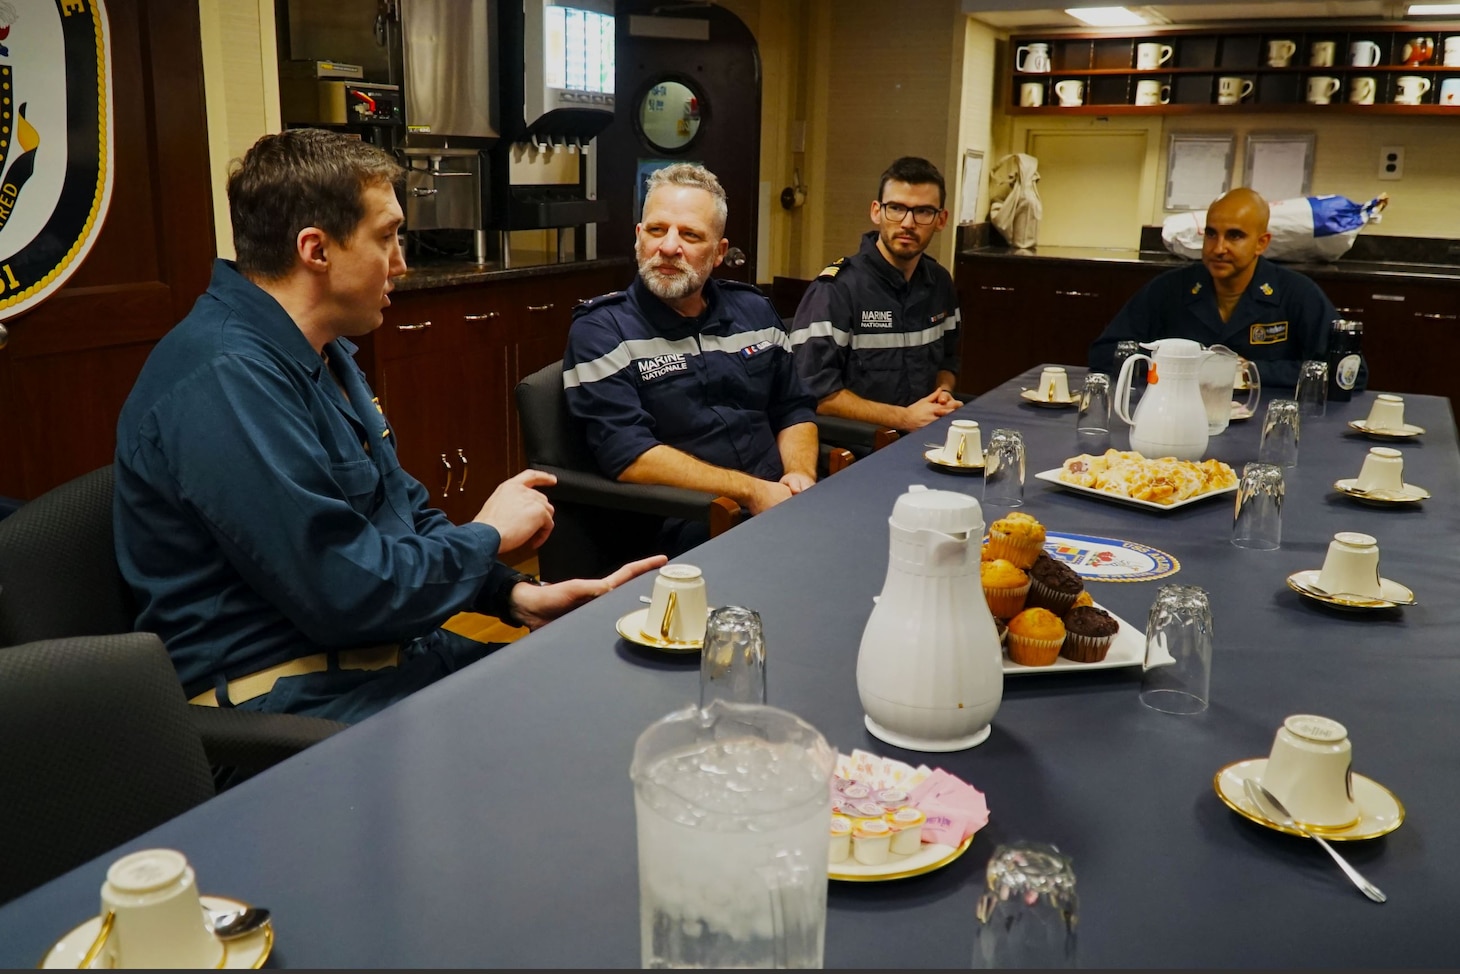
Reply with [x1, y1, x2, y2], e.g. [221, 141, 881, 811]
[3, 364, 1459, 968]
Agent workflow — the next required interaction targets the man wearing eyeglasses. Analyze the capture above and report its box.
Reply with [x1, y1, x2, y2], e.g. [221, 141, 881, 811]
[789, 157, 963, 431]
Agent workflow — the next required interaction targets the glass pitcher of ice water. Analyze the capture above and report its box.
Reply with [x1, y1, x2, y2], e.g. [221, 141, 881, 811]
[631, 700, 835, 969]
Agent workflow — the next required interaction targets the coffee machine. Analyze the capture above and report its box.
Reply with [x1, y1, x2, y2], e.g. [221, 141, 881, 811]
[402, 148, 489, 265]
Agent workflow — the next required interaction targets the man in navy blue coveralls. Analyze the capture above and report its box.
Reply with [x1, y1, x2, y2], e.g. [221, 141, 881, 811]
[1089, 187, 1349, 391]
[563, 163, 819, 553]
[115, 130, 662, 723]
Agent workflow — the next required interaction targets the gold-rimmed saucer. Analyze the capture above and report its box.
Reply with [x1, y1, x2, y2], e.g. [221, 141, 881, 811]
[42, 895, 273, 969]
[829, 833, 974, 882]
[1214, 758, 1404, 841]
[615, 607, 702, 653]
[923, 447, 984, 473]
[1019, 389, 1077, 409]
[1333, 478, 1430, 506]
[1348, 419, 1425, 440]
[1285, 569, 1416, 610]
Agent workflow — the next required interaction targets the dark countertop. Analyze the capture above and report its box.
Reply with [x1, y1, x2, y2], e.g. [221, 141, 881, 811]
[392, 255, 633, 292]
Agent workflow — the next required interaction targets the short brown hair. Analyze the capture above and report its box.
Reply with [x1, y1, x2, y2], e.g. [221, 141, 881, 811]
[227, 129, 404, 279]
[878, 156, 946, 208]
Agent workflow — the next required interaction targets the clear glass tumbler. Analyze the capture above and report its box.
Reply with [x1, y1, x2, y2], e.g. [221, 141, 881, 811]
[700, 606, 767, 708]
[1295, 360, 1329, 419]
[1231, 462, 1284, 550]
[1140, 584, 1213, 715]
[972, 842, 1078, 969]
[1259, 398, 1301, 468]
[1075, 372, 1111, 452]
[983, 428, 1026, 509]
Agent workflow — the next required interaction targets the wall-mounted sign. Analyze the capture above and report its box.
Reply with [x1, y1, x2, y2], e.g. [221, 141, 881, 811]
[0, 0, 114, 322]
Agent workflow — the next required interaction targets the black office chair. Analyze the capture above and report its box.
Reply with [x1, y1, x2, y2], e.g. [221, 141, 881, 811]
[815, 415, 902, 459]
[0, 633, 216, 905]
[0, 467, 345, 780]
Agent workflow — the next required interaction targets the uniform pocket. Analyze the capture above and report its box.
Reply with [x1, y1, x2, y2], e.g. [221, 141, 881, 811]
[330, 458, 381, 514]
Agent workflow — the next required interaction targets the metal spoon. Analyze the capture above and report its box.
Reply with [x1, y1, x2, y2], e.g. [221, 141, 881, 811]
[1242, 779, 1386, 904]
[210, 906, 272, 940]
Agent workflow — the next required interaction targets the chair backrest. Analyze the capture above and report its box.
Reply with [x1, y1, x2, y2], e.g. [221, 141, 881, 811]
[0, 465, 135, 647]
[515, 360, 598, 472]
[0, 633, 215, 905]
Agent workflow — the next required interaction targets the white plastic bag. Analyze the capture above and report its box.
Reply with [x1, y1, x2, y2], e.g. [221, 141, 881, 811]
[988, 153, 1042, 250]
[1162, 194, 1388, 263]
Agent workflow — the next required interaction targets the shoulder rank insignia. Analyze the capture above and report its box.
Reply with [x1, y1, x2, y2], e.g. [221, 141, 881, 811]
[1190, 282, 1202, 295]
[817, 258, 847, 280]
[1260, 283, 1274, 296]
[571, 290, 628, 318]
[719, 279, 767, 296]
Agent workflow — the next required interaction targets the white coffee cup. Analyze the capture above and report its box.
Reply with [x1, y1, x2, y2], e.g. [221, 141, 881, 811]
[1309, 40, 1336, 67]
[1017, 42, 1051, 73]
[645, 563, 709, 643]
[1135, 79, 1170, 105]
[1318, 531, 1383, 600]
[1366, 393, 1406, 430]
[1395, 75, 1431, 104]
[1216, 76, 1253, 105]
[1054, 79, 1084, 106]
[1306, 76, 1341, 104]
[1445, 36, 1460, 65]
[1349, 76, 1377, 105]
[1038, 366, 1071, 402]
[942, 419, 982, 466]
[1135, 42, 1173, 69]
[1266, 39, 1297, 67]
[1019, 82, 1044, 107]
[1440, 78, 1460, 105]
[1354, 447, 1405, 492]
[1348, 40, 1382, 66]
[1262, 715, 1360, 829]
[95, 849, 225, 969]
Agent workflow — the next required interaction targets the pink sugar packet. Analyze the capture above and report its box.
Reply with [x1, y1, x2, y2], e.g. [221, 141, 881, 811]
[909, 769, 991, 843]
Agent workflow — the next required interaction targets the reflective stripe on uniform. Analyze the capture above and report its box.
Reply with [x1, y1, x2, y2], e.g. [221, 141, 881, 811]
[563, 336, 700, 388]
[848, 312, 959, 351]
[788, 320, 848, 349]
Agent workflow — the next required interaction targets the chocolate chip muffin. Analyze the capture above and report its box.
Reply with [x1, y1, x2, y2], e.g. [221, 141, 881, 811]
[1026, 553, 1084, 615]
[1061, 605, 1120, 663]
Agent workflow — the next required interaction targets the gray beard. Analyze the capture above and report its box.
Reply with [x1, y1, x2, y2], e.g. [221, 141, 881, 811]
[638, 255, 708, 302]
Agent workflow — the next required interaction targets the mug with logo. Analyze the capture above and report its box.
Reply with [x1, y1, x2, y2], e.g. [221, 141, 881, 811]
[1348, 40, 1382, 66]
[1216, 76, 1254, 105]
[1306, 76, 1341, 105]
[1020, 82, 1045, 107]
[1348, 76, 1377, 105]
[1444, 36, 1460, 66]
[1135, 42, 1174, 69]
[1402, 36, 1434, 65]
[1309, 40, 1336, 67]
[1441, 78, 1460, 106]
[1395, 75, 1431, 104]
[1054, 79, 1085, 106]
[1017, 42, 1052, 73]
[1135, 79, 1171, 106]
[1266, 39, 1297, 67]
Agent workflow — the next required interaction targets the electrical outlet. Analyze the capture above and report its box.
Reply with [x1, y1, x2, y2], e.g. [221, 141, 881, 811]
[1378, 146, 1404, 180]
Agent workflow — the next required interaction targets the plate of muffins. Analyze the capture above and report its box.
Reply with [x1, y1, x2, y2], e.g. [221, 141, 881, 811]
[983, 512, 1174, 675]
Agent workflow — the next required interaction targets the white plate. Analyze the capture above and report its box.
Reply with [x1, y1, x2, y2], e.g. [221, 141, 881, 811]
[1034, 468, 1238, 511]
[830, 833, 973, 882]
[1004, 601, 1172, 675]
[1020, 389, 1078, 408]
[1348, 419, 1425, 439]
[1333, 478, 1430, 505]
[924, 447, 984, 472]
[614, 607, 702, 653]
[42, 895, 273, 969]
[1213, 758, 1404, 841]
[1285, 570, 1416, 610]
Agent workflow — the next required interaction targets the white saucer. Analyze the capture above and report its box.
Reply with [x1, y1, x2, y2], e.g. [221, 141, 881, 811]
[1286, 569, 1416, 610]
[1333, 478, 1430, 505]
[1020, 389, 1077, 408]
[923, 447, 984, 472]
[1214, 758, 1404, 841]
[42, 895, 273, 969]
[1348, 419, 1425, 439]
[615, 607, 702, 653]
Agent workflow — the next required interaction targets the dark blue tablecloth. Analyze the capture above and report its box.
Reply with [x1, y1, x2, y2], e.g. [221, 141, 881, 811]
[2, 365, 1456, 968]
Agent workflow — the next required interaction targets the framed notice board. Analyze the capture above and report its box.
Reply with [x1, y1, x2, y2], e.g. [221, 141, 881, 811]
[1165, 133, 1234, 211]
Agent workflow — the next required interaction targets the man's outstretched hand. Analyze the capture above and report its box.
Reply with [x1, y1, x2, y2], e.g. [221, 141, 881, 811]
[508, 554, 669, 630]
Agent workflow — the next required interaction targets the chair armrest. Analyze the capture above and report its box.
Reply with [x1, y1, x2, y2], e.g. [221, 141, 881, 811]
[814, 415, 901, 455]
[538, 466, 741, 528]
[189, 705, 346, 776]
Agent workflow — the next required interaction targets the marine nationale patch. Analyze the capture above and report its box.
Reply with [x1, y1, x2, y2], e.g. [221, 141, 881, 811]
[0, 1, 115, 322]
[1250, 321, 1289, 345]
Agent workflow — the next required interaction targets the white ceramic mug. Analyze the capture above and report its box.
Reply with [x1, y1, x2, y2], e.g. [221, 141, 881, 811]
[1039, 366, 1071, 402]
[1354, 447, 1405, 492]
[1309, 40, 1336, 67]
[1017, 42, 1051, 73]
[943, 419, 982, 466]
[1349, 76, 1377, 105]
[1440, 78, 1460, 105]
[1348, 40, 1382, 66]
[1306, 76, 1341, 104]
[1266, 39, 1297, 67]
[95, 849, 224, 969]
[1216, 76, 1254, 105]
[1136, 42, 1173, 69]
[1396, 75, 1431, 104]
[1135, 79, 1171, 105]
[1019, 82, 1044, 107]
[1318, 532, 1383, 599]
[645, 564, 709, 643]
[1054, 79, 1084, 106]
[1445, 36, 1460, 65]
[1262, 715, 1360, 829]
[1366, 393, 1406, 430]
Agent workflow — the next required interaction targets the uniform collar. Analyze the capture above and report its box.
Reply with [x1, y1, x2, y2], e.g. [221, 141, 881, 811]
[629, 274, 725, 334]
[1181, 257, 1282, 309]
[207, 259, 338, 380]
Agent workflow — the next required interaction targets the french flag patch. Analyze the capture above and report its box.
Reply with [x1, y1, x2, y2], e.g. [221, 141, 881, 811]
[740, 340, 776, 358]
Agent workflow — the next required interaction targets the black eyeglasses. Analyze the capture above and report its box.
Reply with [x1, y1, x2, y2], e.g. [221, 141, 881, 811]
[879, 201, 942, 226]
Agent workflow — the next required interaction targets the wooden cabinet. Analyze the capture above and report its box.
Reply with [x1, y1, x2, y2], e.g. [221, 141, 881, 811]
[1313, 276, 1460, 404]
[1010, 23, 1460, 115]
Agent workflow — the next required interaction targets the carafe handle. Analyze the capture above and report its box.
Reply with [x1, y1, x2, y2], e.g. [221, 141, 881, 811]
[1114, 353, 1150, 426]
[1237, 359, 1261, 416]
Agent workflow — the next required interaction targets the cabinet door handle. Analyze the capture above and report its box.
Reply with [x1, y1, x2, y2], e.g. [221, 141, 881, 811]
[456, 449, 469, 492]
[1371, 294, 1405, 302]
[440, 453, 453, 498]
[463, 312, 500, 321]
[527, 303, 555, 312]
[396, 320, 433, 331]
[1054, 289, 1099, 298]
[979, 285, 1015, 292]
[1415, 312, 1457, 320]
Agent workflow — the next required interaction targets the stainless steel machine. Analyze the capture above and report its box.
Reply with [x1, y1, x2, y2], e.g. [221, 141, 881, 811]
[402, 148, 489, 265]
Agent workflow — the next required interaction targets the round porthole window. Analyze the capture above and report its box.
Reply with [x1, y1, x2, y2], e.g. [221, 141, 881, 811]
[637, 79, 704, 153]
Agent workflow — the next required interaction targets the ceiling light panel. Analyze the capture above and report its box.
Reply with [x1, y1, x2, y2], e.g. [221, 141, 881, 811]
[1065, 6, 1151, 25]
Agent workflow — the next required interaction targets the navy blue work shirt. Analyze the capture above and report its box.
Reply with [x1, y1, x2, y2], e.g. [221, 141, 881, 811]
[563, 276, 818, 481]
[115, 260, 521, 699]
